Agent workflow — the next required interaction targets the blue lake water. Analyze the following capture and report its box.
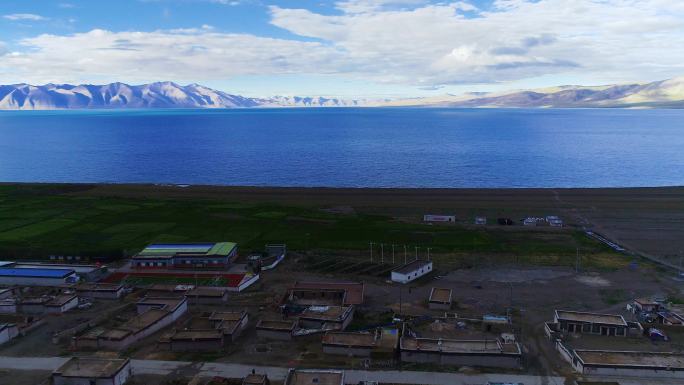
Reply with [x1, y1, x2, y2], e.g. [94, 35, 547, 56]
[0, 108, 683, 188]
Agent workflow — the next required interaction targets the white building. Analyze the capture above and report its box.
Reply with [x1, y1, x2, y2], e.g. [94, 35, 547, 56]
[391, 260, 433, 284]
[52, 357, 132, 385]
[423, 215, 455, 223]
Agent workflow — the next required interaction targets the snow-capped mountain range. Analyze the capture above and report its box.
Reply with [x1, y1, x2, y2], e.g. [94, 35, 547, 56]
[0, 81, 375, 110]
[1, 77, 683, 110]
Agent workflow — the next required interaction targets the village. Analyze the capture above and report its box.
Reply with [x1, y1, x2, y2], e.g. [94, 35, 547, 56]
[0, 212, 682, 385]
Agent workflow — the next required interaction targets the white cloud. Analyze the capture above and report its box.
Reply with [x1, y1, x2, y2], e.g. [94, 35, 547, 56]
[1, 0, 684, 89]
[3, 13, 48, 21]
[270, 0, 684, 85]
[0, 28, 343, 85]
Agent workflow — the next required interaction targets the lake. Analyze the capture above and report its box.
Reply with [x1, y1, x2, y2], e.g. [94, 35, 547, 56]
[0, 108, 683, 188]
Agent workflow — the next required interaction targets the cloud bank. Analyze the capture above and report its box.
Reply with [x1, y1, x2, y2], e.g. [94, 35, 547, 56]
[1, 0, 684, 88]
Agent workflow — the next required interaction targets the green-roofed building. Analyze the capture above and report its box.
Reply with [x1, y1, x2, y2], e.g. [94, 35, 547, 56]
[132, 242, 238, 269]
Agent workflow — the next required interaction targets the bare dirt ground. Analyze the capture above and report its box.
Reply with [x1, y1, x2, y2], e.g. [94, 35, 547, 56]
[72, 184, 684, 264]
[0, 369, 51, 385]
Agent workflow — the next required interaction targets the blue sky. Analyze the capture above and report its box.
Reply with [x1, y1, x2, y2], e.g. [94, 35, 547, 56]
[1, 0, 683, 97]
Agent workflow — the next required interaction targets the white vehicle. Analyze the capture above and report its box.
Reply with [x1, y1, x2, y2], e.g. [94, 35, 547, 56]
[77, 302, 93, 310]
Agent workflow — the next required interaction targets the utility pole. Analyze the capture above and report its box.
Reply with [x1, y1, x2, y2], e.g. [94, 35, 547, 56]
[414, 246, 418, 261]
[404, 245, 407, 264]
[392, 244, 395, 264]
[381, 243, 384, 264]
[427, 247, 431, 261]
[370, 242, 374, 263]
[575, 246, 580, 273]
[399, 286, 403, 316]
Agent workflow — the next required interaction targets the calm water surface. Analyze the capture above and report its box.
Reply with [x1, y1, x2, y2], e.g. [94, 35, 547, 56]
[0, 108, 683, 187]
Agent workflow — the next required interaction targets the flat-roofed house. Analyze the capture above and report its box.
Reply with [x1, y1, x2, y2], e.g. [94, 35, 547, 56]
[391, 260, 433, 284]
[44, 294, 79, 314]
[243, 373, 269, 385]
[131, 242, 238, 269]
[18, 294, 78, 315]
[287, 281, 365, 306]
[428, 288, 452, 310]
[553, 310, 628, 337]
[169, 329, 224, 352]
[75, 297, 188, 351]
[400, 336, 522, 369]
[52, 357, 132, 385]
[186, 287, 229, 304]
[322, 328, 399, 357]
[136, 297, 188, 315]
[76, 283, 126, 299]
[284, 369, 344, 385]
[571, 350, 684, 378]
[298, 305, 354, 331]
[256, 319, 297, 341]
[209, 311, 249, 342]
[633, 297, 661, 313]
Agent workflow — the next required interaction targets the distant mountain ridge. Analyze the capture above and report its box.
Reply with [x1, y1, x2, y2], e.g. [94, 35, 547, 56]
[387, 77, 684, 108]
[0, 81, 372, 110]
[1, 77, 683, 109]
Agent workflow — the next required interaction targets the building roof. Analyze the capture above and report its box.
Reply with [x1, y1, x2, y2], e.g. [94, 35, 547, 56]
[187, 287, 228, 297]
[291, 281, 365, 305]
[555, 310, 627, 326]
[634, 297, 659, 306]
[429, 288, 452, 303]
[243, 374, 268, 385]
[401, 337, 521, 355]
[135, 242, 237, 258]
[575, 350, 684, 368]
[77, 283, 124, 292]
[0, 268, 74, 278]
[285, 369, 344, 385]
[107, 309, 170, 337]
[392, 260, 432, 275]
[322, 331, 376, 348]
[209, 311, 246, 322]
[300, 305, 352, 322]
[54, 357, 129, 378]
[136, 297, 186, 310]
[171, 329, 222, 341]
[256, 319, 296, 331]
[45, 294, 77, 307]
[13, 263, 99, 274]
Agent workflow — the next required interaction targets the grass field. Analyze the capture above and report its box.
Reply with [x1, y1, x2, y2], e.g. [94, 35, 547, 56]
[0, 183, 625, 269]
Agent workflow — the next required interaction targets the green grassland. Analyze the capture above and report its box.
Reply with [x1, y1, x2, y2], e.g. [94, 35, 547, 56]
[0, 184, 624, 269]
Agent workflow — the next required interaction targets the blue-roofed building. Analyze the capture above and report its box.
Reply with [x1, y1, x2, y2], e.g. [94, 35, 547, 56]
[0, 267, 79, 286]
[131, 242, 238, 269]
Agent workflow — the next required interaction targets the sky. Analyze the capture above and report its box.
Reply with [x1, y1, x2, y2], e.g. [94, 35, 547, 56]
[0, 0, 683, 98]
